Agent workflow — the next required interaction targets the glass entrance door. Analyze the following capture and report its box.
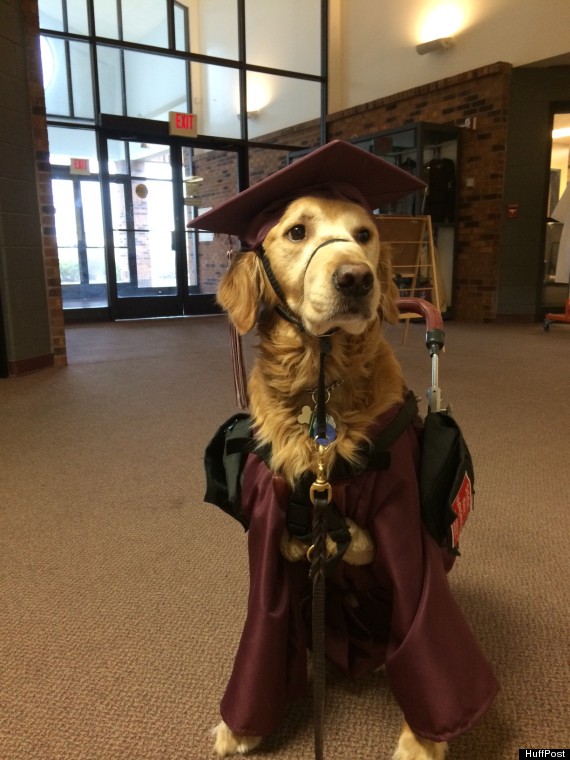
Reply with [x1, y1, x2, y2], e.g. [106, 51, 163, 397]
[102, 137, 240, 319]
[52, 176, 107, 310]
[105, 139, 181, 318]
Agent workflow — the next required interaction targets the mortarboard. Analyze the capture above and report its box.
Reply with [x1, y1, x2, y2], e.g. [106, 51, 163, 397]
[187, 140, 425, 248]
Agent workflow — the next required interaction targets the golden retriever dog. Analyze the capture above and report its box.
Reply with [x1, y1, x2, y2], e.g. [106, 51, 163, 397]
[192, 141, 499, 756]
[212, 195, 446, 760]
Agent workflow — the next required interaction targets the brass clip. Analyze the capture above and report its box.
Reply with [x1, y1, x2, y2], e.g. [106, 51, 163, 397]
[309, 480, 332, 506]
[309, 443, 332, 505]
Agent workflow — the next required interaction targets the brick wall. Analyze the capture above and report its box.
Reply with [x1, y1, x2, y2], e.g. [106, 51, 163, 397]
[21, 0, 66, 365]
[232, 63, 513, 321]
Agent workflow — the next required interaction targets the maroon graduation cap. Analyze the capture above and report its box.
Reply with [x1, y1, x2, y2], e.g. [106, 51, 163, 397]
[187, 139, 425, 248]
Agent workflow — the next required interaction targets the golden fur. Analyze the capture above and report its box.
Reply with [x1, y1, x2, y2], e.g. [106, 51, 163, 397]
[218, 196, 404, 484]
[214, 196, 447, 759]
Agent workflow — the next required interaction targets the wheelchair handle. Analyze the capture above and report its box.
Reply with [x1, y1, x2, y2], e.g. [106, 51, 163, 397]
[396, 297, 445, 356]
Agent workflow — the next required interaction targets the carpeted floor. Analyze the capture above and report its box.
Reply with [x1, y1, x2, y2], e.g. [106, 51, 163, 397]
[1, 316, 569, 760]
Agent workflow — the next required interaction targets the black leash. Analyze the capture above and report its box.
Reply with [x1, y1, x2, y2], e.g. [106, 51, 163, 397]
[309, 486, 329, 760]
[307, 336, 336, 760]
[252, 242, 347, 760]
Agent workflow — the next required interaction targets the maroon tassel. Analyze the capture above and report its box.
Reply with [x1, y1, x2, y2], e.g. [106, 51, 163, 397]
[229, 319, 249, 410]
[226, 247, 249, 410]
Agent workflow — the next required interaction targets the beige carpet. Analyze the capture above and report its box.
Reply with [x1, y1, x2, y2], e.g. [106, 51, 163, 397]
[1, 316, 569, 759]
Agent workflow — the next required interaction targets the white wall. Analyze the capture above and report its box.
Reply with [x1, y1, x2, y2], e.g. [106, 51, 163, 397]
[330, 0, 570, 111]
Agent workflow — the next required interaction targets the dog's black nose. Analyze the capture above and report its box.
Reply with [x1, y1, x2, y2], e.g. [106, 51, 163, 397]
[333, 264, 374, 297]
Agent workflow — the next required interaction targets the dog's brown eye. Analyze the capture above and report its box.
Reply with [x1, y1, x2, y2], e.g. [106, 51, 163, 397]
[356, 228, 371, 243]
[287, 224, 306, 241]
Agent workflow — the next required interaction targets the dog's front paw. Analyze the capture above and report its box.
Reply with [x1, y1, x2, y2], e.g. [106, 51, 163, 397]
[212, 720, 262, 757]
[392, 722, 447, 760]
[280, 530, 309, 562]
[340, 518, 375, 565]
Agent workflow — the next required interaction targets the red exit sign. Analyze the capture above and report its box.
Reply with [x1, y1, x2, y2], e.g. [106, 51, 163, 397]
[70, 157, 90, 175]
[168, 111, 198, 137]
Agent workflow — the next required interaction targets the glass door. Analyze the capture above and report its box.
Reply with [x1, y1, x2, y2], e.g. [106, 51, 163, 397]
[52, 176, 108, 311]
[102, 137, 240, 319]
[104, 139, 182, 318]
[181, 145, 240, 314]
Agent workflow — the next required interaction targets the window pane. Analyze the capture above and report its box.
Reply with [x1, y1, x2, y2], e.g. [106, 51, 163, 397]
[58, 248, 81, 283]
[80, 182, 107, 286]
[48, 127, 98, 170]
[246, 73, 321, 139]
[40, 36, 56, 90]
[39, 0, 64, 31]
[69, 41, 94, 119]
[107, 140, 128, 174]
[67, 0, 89, 35]
[188, 0, 238, 59]
[245, 0, 320, 74]
[94, 0, 119, 39]
[109, 183, 128, 284]
[192, 63, 240, 139]
[43, 37, 70, 116]
[52, 179, 77, 248]
[97, 46, 123, 115]
[134, 180, 176, 289]
[124, 50, 188, 120]
[122, 0, 168, 47]
[86, 248, 107, 284]
[174, 3, 189, 52]
[184, 147, 239, 294]
[81, 182, 104, 247]
[129, 144, 172, 180]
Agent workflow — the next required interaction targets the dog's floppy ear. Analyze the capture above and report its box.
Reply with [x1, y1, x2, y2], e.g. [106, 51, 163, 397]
[217, 251, 265, 334]
[377, 247, 401, 325]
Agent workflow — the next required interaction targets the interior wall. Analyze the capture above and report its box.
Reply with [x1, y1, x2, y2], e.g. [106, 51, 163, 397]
[0, 0, 57, 373]
[498, 68, 570, 318]
[329, 0, 570, 111]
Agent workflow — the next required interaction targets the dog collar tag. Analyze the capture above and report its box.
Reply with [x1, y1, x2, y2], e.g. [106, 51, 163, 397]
[297, 406, 313, 426]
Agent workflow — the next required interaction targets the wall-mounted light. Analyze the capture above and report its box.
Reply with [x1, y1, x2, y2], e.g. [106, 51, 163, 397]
[416, 3, 465, 55]
[236, 110, 260, 120]
[552, 127, 570, 140]
[416, 37, 454, 55]
[184, 176, 203, 206]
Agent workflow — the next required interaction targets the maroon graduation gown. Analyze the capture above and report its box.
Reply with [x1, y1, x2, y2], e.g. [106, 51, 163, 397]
[219, 405, 499, 742]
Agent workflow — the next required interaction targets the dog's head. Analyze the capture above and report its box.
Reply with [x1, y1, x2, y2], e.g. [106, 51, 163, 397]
[218, 195, 400, 336]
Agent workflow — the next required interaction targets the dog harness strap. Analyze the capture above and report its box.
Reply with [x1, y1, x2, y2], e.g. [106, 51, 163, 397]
[315, 336, 332, 444]
[302, 237, 350, 280]
[255, 239, 349, 335]
[255, 245, 304, 330]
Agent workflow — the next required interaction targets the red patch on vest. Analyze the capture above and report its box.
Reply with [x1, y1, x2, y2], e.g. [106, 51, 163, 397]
[450, 473, 472, 547]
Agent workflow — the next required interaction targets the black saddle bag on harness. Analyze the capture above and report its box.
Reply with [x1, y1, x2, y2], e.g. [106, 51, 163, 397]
[419, 408, 474, 552]
[203, 396, 474, 552]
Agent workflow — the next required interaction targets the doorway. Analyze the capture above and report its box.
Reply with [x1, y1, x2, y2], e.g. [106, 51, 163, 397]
[541, 111, 570, 311]
[53, 134, 240, 320]
[52, 175, 108, 310]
